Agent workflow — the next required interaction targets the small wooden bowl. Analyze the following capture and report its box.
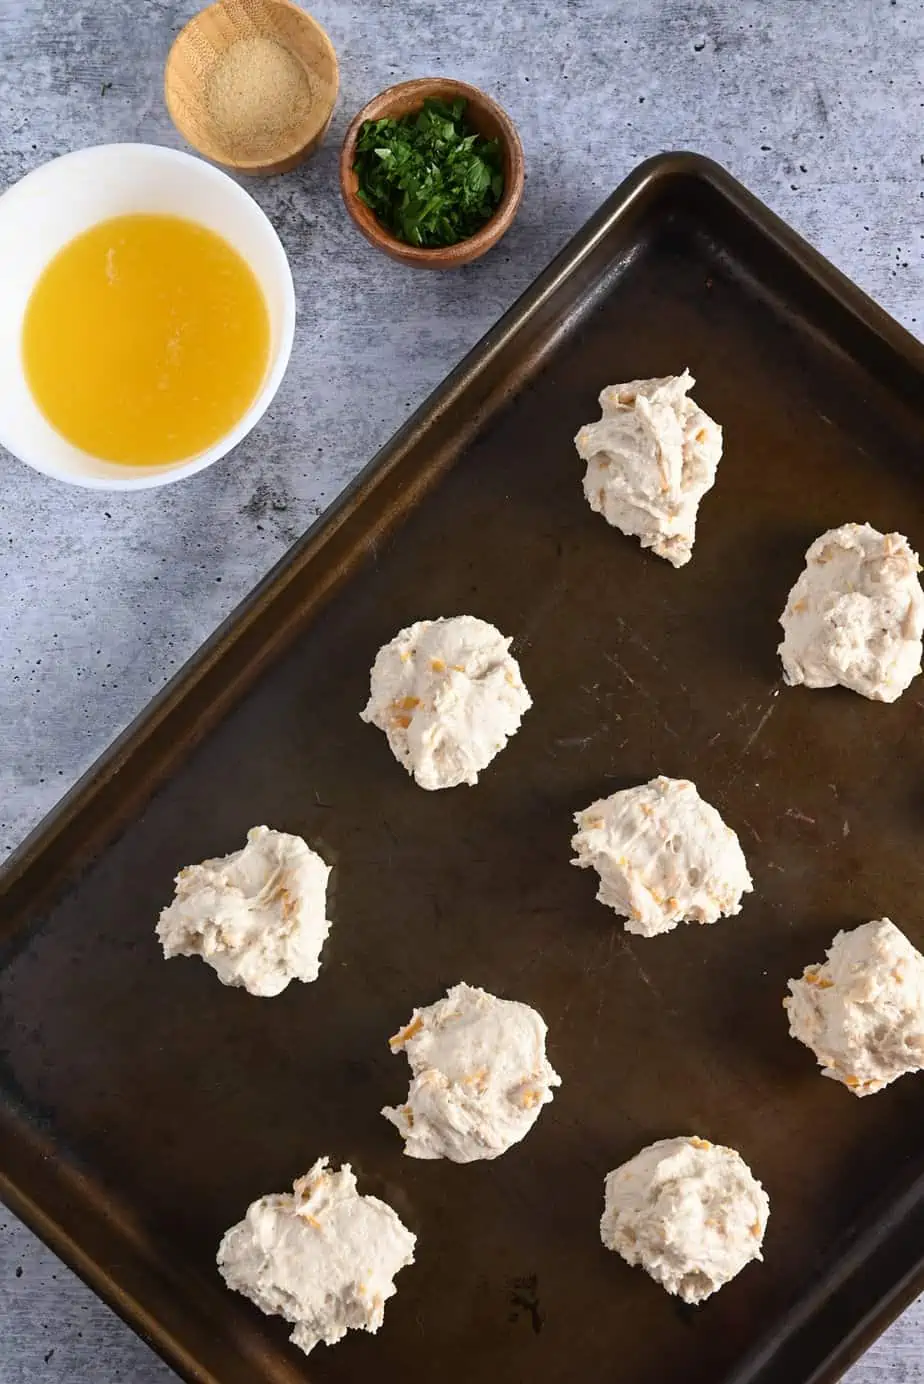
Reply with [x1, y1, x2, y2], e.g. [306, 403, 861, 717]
[164, 0, 339, 176]
[339, 78, 525, 268]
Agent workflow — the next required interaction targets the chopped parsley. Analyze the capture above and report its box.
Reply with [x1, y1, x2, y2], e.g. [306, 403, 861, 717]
[353, 98, 505, 249]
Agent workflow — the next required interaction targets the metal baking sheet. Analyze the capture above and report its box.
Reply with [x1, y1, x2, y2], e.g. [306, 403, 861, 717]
[3, 154, 924, 1384]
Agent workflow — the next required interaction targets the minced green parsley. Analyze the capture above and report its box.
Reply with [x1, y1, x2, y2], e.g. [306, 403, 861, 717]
[353, 98, 504, 249]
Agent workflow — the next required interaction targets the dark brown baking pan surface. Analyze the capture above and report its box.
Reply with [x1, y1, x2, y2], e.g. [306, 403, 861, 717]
[4, 154, 924, 1384]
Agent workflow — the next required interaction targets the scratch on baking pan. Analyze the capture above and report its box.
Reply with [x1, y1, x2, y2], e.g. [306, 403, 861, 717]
[613, 619, 688, 694]
[584, 927, 618, 978]
[604, 652, 679, 738]
[592, 985, 606, 1045]
[843, 820, 850, 837]
[767, 861, 785, 872]
[603, 651, 637, 688]
[513, 577, 568, 650]
[615, 616, 666, 669]
[588, 931, 620, 1044]
[738, 685, 781, 762]
[618, 934, 678, 1015]
[785, 807, 816, 826]
[742, 818, 762, 844]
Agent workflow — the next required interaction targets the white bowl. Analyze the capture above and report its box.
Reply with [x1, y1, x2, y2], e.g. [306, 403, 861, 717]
[0, 143, 295, 490]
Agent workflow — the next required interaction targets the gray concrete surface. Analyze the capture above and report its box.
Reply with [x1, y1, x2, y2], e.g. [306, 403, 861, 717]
[2, 0, 923, 1379]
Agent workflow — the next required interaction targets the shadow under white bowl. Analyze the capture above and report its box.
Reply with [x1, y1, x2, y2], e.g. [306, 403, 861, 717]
[0, 143, 295, 491]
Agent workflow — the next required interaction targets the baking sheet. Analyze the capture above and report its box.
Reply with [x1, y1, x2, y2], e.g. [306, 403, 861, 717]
[3, 154, 924, 1384]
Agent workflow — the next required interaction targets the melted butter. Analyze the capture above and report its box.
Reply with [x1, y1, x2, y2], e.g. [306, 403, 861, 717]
[22, 213, 270, 466]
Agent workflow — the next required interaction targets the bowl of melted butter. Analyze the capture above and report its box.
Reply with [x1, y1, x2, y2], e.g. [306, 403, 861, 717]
[0, 143, 295, 489]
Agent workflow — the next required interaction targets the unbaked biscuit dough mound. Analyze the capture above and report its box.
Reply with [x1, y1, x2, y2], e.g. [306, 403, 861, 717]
[571, 776, 752, 937]
[784, 919, 924, 1096]
[382, 982, 561, 1162]
[156, 826, 331, 997]
[601, 1136, 769, 1303]
[574, 370, 723, 568]
[778, 522, 924, 702]
[217, 1158, 416, 1356]
[360, 615, 531, 790]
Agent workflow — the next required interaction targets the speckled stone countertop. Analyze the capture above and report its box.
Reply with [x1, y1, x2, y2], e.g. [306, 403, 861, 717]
[2, 1, 924, 1379]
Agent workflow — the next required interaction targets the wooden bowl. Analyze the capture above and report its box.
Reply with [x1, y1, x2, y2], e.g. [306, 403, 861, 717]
[339, 78, 525, 268]
[164, 0, 339, 176]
